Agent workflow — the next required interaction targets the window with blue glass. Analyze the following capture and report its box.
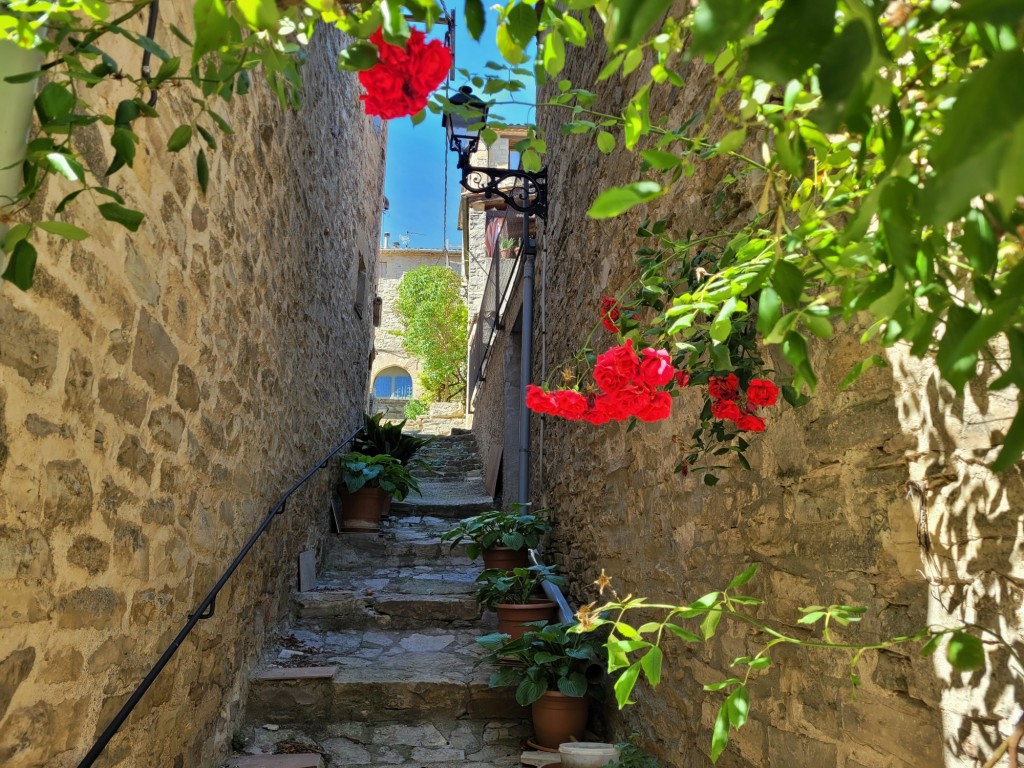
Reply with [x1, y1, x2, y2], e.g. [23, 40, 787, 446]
[373, 367, 413, 399]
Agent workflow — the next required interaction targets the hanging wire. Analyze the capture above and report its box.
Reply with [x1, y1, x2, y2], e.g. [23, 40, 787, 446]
[441, 8, 455, 266]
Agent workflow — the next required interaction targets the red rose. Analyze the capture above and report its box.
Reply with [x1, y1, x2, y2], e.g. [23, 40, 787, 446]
[549, 389, 589, 419]
[525, 385, 556, 415]
[635, 390, 672, 422]
[638, 348, 675, 387]
[746, 378, 779, 407]
[594, 340, 640, 393]
[708, 374, 739, 401]
[599, 296, 621, 333]
[609, 383, 653, 416]
[675, 370, 690, 387]
[359, 29, 452, 120]
[589, 393, 629, 422]
[711, 399, 742, 422]
[736, 414, 766, 432]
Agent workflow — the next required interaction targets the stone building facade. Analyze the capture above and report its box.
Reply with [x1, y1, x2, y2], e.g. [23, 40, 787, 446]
[472, 9, 1023, 767]
[0, 6, 385, 767]
[371, 247, 461, 417]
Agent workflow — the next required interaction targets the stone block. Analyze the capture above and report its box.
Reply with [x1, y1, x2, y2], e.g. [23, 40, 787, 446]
[63, 349, 95, 416]
[42, 459, 93, 529]
[0, 526, 51, 580]
[0, 299, 59, 385]
[117, 435, 155, 483]
[98, 377, 149, 426]
[57, 587, 125, 629]
[0, 647, 35, 720]
[175, 364, 201, 411]
[67, 534, 110, 575]
[37, 647, 83, 684]
[132, 310, 179, 395]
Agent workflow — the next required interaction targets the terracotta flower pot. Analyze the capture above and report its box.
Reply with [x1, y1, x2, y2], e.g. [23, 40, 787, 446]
[340, 487, 390, 532]
[532, 691, 589, 750]
[495, 600, 557, 640]
[481, 545, 530, 571]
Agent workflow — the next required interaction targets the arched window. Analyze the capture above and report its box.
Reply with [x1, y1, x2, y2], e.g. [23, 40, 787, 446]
[373, 367, 413, 399]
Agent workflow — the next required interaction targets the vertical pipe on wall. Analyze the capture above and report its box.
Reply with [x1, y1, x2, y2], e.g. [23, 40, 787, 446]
[0, 42, 41, 243]
[518, 185, 534, 506]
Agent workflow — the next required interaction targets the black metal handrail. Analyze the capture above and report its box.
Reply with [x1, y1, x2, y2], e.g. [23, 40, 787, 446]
[77, 428, 361, 768]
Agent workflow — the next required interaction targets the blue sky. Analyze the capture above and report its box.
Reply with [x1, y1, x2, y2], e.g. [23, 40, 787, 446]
[381, 11, 535, 251]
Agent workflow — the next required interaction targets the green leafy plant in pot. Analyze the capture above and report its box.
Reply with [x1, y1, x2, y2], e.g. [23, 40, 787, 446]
[476, 564, 563, 641]
[337, 452, 420, 532]
[478, 622, 606, 750]
[353, 412, 431, 466]
[440, 505, 552, 570]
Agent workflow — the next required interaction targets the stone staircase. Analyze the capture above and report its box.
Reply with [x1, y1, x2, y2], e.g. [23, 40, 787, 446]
[227, 435, 535, 768]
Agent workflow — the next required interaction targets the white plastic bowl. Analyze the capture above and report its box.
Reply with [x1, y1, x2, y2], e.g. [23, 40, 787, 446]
[558, 742, 621, 768]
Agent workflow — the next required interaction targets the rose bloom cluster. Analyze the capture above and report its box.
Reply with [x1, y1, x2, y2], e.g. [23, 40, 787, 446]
[707, 373, 779, 432]
[359, 29, 452, 119]
[526, 341, 687, 424]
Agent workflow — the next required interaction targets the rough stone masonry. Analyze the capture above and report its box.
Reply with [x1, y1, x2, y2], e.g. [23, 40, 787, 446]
[508, 4, 1024, 766]
[0, 3, 385, 766]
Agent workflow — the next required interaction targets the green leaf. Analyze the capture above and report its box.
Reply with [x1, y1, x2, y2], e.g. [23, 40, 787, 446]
[465, 0, 485, 40]
[727, 563, 758, 590]
[192, 0, 232, 63]
[701, 608, 722, 640]
[153, 56, 181, 86]
[1, 239, 37, 291]
[588, 181, 663, 219]
[380, 0, 411, 43]
[640, 149, 681, 170]
[782, 331, 817, 390]
[756, 285, 782, 336]
[710, 700, 730, 761]
[639, 646, 663, 687]
[745, 0, 837, 83]
[236, 0, 279, 30]
[497, 24, 528, 65]
[37, 221, 89, 240]
[506, 2, 539, 48]
[516, 674, 550, 706]
[337, 40, 379, 71]
[46, 152, 83, 182]
[691, 0, 761, 56]
[839, 355, 887, 391]
[167, 125, 193, 152]
[98, 203, 145, 232]
[946, 632, 985, 672]
[664, 623, 702, 643]
[597, 131, 616, 154]
[110, 127, 137, 168]
[771, 260, 805, 305]
[557, 671, 588, 697]
[196, 125, 217, 149]
[716, 128, 746, 154]
[36, 83, 75, 120]
[197, 149, 210, 195]
[725, 685, 749, 729]
[543, 30, 565, 77]
[614, 661, 642, 707]
[606, 0, 672, 49]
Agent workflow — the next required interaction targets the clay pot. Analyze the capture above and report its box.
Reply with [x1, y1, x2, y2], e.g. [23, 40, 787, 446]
[481, 545, 530, 571]
[495, 600, 557, 640]
[559, 742, 620, 768]
[339, 487, 390, 532]
[532, 691, 589, 750]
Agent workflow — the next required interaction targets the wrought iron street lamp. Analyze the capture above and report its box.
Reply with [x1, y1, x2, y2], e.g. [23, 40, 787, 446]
[443, 86, 547, 219]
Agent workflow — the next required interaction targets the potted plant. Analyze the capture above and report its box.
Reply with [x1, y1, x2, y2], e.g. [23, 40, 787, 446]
[337, 452, 420, 532]
[352, 412, 431, 466]
[478, 622, 605, 750]
[440, 505, 552, 570]
[475, 564, 562, 640]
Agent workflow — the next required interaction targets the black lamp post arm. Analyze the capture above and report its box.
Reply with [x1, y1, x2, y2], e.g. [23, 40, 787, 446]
[459, 162, 548, 218]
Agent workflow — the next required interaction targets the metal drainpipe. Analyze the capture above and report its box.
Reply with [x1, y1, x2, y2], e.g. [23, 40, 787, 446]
[0, 42, 41, 243]
[518, 185, 534, 506]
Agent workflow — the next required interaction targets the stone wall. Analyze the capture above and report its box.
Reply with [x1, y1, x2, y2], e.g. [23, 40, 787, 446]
[0, 7, 385, 767]
[518, 10, 1024, 767]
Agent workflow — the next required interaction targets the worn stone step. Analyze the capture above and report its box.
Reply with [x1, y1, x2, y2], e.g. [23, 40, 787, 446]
[235, 719, 528, 766]
[295, 562, 483, 630]
[326, 516, 473, 569]
[246, 628, 525, 726]
[228, 754, 324, 768]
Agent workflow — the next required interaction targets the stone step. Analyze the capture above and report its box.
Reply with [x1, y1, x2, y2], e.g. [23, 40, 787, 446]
[295, 560, 484, 630]
[246, 628, 525, 726]
[228, 754, 324, 768]
[327, 516, 473, 569]
[234, 719, 528, 766]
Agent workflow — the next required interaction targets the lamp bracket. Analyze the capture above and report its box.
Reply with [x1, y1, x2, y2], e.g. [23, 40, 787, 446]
[458, 161, 548, 219]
